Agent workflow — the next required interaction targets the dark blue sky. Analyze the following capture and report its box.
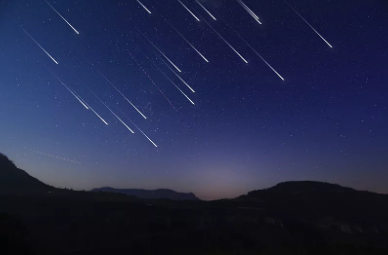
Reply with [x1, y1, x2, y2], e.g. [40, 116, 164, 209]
[0, 0, 387, 200]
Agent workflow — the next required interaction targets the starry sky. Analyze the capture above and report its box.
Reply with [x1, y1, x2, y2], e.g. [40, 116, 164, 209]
[0, 0, 387, 200]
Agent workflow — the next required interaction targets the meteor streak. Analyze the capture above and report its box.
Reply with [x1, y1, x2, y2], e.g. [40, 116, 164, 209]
[136, 0, 151, 14]
[238, 0, 259, 20]
[32, 150, 81, 164]
[137, 28, 182, 73]
[65, 86, 89, 110]
[148, 9, 208, 63]
[86, 103, 109, 126]
[223, 21, 284, 81]
[8, 14, 58, 64]
[285, 1, 332, 48]
[104, 105, 135, 133]
[77, 97, 108, 125]
[244, 41, 284, 81]
[118, 108, 158, 147]
[126, 50, 177, 111]
[202, 18, 248, 64]
[91, 91, 134, 133]
[140, 50, 195, 105]
[72, 78, 109, 125]
[163, 17, 209, 63]
[237, 0, 262, 24]
[177, 0, 200, 22]
[43, 65, 89, 109]
[150, 47, 195, 93]
[195, 0, 216, 20]
[68, 87, 91, 110]
[89, 63, 147, 119]
[43, 0, 79, 34]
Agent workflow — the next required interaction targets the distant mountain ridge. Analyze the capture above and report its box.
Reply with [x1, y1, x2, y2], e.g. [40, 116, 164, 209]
[0, 152, 199, 201]
[1, 151, 385, 204]
[92, 187, 200, 201]
[2, 153, 388, 254]
[0, 153, 132, 201]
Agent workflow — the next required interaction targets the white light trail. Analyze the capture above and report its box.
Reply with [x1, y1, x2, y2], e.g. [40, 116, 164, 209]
[86, 103, 109, 125]
[202, 18, 248, 64]
[63, 83, 91, 110]
[141, 51, 195, 105]
[247, 43, 284, 81]
[43, 0, 79, 34]
[239, 0, 259, 20]
[195, 0, 216, 20]
[137, 30, 182, 73]
[154, 66, 195, 104]
[32, 150, 82, 164]
[136, 0, 151, 14]
[151, 47, 195, 93]
[64, 86, 89, 110]
[105, 104, 135, 133]
[163, 18, 209, 63]
[91, 91, 134, 133]
[237, 0, 262, 24]
[43, 65, 109, 125]
[9, 14, 58, 64]
[177, 0, 200, 22]
[285, 1, 332, 48]
[105, 106, 135, 133]
[89, 63, 147, 119]
[118, 109, 158, 147]
[224, 22, 284, 81]
[43, 64, 90, 109]
[74, 85, 108, 125]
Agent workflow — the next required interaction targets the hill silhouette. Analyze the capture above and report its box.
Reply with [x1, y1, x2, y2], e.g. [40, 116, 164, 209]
[239, 180, 388, 221]
[1, 153, 388, 254]
[0, 153, 53, 195]
[0, 153, 199, 201]
[92, 187, 199, 200]
[0, 153, 135, 202]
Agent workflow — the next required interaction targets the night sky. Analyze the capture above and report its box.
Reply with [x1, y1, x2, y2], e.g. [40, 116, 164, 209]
[1, 0, 387, 200]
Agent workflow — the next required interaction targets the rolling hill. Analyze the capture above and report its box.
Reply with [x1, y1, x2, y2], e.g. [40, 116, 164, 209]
[0, 153, 53, 195]
[1, 153, 388, 254]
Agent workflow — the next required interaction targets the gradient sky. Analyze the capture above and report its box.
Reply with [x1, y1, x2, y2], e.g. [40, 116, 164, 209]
[0, 0, 387, 200]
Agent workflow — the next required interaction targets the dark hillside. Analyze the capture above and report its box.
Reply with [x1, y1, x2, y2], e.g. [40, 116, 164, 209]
[0, 153, 53, 195]
[1, 154, 387, 254]
[239, 181, 388, 221]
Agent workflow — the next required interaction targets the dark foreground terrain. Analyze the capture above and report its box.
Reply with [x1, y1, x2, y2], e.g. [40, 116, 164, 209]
[1, 153, 388, 254]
